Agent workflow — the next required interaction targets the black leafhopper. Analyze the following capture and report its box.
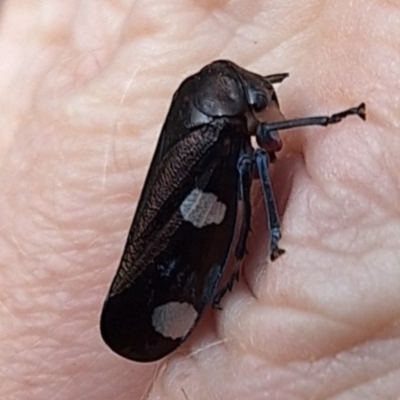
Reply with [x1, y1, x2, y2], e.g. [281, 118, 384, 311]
[100, 60, 366, 362]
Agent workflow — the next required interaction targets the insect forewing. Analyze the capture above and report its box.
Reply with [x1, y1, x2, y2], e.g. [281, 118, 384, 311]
[101, 121, 246, 362]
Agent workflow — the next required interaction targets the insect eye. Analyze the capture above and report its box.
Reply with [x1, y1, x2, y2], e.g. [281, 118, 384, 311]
[252, 92, 268, 112]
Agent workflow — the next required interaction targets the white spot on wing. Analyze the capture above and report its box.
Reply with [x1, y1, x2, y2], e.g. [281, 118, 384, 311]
[180, 188, 226, 228]
[152, 302, 198, 340]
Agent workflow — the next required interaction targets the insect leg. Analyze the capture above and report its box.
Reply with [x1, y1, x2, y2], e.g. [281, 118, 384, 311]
[254, 149, 285, 261]
[257, 103, 366, 149]
[212, 152, 253, 309]
[264, 72, 289, 84]
[212, 261, 240, 310]
[235, 152, 253, 260]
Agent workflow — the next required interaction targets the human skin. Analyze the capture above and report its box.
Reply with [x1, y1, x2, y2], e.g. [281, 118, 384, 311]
[1, 0, 399, 399]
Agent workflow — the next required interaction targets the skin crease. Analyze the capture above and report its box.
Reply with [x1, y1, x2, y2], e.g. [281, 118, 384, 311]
[1, 0, 400, 398]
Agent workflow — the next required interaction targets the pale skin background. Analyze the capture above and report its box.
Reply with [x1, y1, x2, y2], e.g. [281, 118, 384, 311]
[1, 0, 399, 399]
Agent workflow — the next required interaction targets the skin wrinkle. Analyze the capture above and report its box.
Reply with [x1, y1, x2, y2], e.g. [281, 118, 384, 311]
[312, 356, 400, 400]
[239, 305, 362, 362]
[0, 0, 399, 400]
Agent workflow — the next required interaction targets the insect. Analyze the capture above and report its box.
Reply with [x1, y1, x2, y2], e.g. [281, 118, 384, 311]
[100, 60, 366, 362]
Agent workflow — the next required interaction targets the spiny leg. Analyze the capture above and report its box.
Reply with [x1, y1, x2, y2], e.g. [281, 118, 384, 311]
[235, 153, 253, 260]
[212, 153, 253, 309]
[254, 149, 285, 261]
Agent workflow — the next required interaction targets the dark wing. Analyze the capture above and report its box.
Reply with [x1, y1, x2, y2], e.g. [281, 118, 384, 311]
[101, 120, 247, 362]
